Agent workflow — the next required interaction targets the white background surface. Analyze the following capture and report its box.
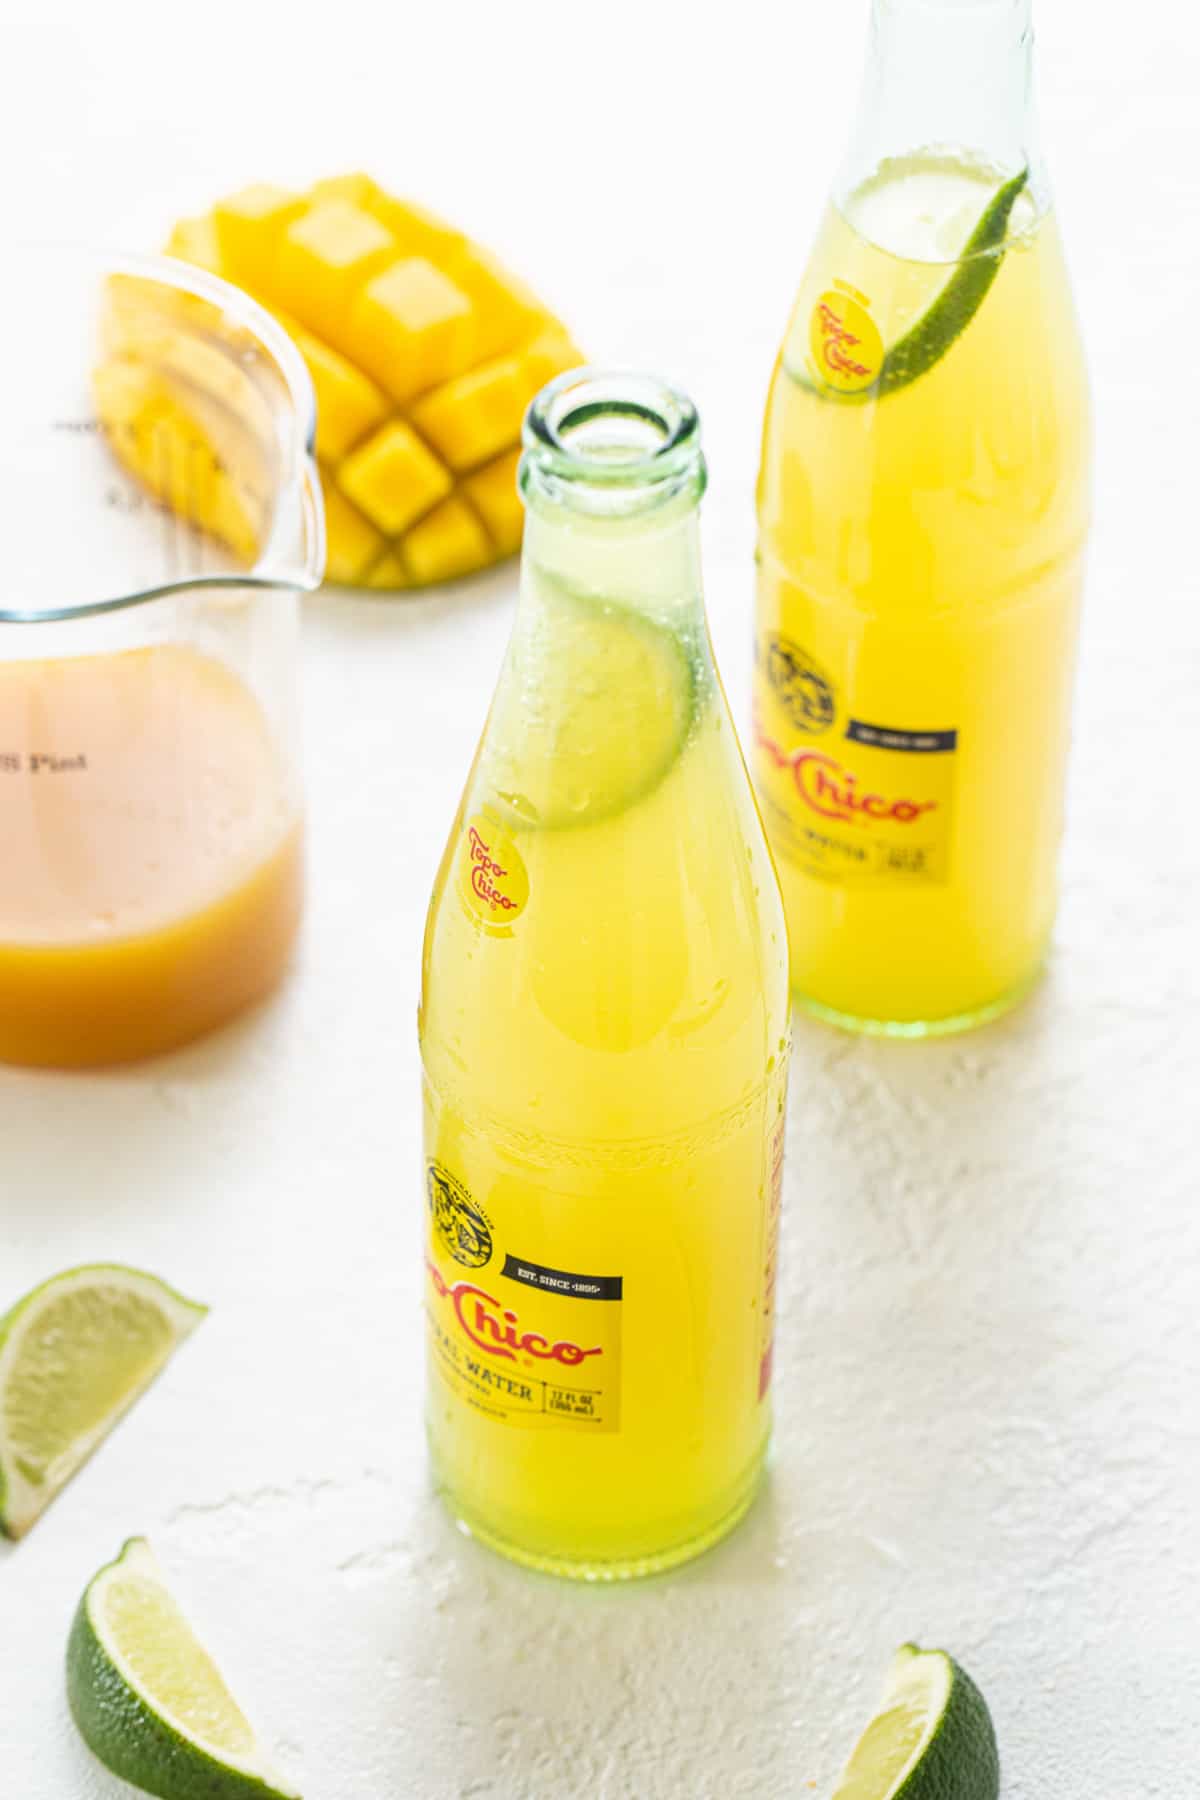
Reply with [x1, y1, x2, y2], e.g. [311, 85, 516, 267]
[3, 1, 1198, 1794]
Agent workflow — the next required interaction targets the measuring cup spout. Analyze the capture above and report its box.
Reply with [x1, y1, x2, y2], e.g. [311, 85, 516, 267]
[1, 249, 325, 625]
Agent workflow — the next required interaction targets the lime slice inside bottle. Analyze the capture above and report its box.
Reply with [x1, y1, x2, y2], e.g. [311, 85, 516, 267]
[484, 576, 697, 829]
[791, 168, 1029, 401]
[0, 1264, 206, 1539]
[67, 1537, 301, 1800]
[832, 1644, 999, 1800]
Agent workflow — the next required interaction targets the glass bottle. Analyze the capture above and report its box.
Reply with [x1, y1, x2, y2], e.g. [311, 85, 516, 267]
[419, 370, 790, 1579]
[754, 0, 1091, 1034]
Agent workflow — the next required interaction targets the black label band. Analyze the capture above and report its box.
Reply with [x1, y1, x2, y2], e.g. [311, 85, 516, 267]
[845, 720, 958, 753]
[501, 1255, 623, 1302]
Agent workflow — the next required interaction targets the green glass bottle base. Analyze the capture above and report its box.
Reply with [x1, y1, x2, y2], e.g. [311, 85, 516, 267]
[433, 1447, 767, 1583]
[793, 960, 1044, 1040]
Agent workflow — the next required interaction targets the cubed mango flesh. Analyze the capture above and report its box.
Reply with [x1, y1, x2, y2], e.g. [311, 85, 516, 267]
[213, 186, 306, 296]
[463, 449, 524, 558]
[339, 421, 453, 537]
[274, 202, 398, 345]
[157, 173, 583, 588]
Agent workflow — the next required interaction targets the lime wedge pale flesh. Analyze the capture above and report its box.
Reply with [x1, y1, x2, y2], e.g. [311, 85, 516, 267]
[0, 1264, 206, 1538]
[832, 1644, 999, 1800]
[483, 575, 697, 830]
[68, 1537, 300, 1800]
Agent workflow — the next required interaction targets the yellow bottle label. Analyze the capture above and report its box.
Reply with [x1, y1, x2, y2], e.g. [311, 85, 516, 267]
[808, 284, 883, 393]
[458, 811, 530, 932]
[754, 632, 957, 887]
[425, 1160, 622, 1432]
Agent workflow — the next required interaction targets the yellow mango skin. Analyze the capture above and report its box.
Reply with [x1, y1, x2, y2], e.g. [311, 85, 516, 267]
[164, 176, 583, 589]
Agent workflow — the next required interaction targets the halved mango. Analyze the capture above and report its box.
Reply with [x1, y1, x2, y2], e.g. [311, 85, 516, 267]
[160, 176, 583, 588]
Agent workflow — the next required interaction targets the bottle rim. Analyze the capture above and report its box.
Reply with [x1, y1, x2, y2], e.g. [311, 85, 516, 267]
[521, 368, 706, 514]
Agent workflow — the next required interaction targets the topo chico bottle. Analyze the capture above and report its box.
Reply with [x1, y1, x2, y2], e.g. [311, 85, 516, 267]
[419, 370, 790, 1579]
[754, 0, 1091, 1034]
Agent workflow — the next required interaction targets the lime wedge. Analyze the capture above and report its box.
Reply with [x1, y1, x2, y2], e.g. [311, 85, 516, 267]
[483, 576, 697, 829]
[831, 1645, 999, 1800]
[67, 1538, 300, 1800]
[796, 169, 1029, 402]
[0, 1264, 206, 1539]
[876, 170, 1029, 395]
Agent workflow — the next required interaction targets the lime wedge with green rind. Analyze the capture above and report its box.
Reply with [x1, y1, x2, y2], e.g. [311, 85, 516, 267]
[875, 169, 1029, 395]
[832, 1644, 999, 1800]
[794, 169, 1030, 403]
[483, 574, 698, 830]
[0, 1265, 206, 1539]
[68, 1538, 300, 1800]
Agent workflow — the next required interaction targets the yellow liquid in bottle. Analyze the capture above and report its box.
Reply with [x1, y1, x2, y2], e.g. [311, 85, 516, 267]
[420, 519, 789, 1578]
[755, 157, 1091, 1032]
[0, 644, 302, 1067]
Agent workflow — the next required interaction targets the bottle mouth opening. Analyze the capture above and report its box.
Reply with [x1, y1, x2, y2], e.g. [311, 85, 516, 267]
[521, 369, 704, 513]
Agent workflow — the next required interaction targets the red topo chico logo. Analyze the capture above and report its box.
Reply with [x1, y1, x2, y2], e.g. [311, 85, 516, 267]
[427, 1261, 602, 1369]
[757, 728, 937, 827]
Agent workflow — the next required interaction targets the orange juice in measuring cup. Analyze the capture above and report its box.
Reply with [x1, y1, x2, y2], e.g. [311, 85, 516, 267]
[0, 251, 323, 1066]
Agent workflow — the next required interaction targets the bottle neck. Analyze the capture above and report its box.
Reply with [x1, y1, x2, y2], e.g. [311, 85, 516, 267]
[520, 498, 705, 625]
[838, 0, 1042, 205]
[518, 370, 709, 628]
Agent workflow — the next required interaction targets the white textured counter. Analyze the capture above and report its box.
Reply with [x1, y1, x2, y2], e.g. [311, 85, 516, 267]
[2, 0, 1197, 1793]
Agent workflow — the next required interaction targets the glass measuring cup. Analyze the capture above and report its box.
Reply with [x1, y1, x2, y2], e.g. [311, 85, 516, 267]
[0, 251, 324, 1068]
